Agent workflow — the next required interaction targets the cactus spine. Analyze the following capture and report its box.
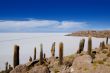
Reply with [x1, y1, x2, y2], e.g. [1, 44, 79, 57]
[40, 44, 43, 65]
[51, 42, 55, 57]
[77, 39, 85, 53]
[59, 42, 63, 65]
[13, 45, 19, 68]
[34, 47, 36, 60]
[106, 37, 108, 45]
[88, 36, 92, 55]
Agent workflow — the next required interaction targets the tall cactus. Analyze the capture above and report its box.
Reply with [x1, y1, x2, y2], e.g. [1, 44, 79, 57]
[51, 42, 55, 57]
[106, 37, 108, 45]
[13, 45, 19, 68]
[59, 42, 63, 65]
[40, 44, 43, 65]
[88, 36, 92, 55]
[34, 47, 36, 60]
[77, 39, 85, 53]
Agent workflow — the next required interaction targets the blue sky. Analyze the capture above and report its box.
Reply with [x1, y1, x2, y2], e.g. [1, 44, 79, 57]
[0, 0, 110, 32]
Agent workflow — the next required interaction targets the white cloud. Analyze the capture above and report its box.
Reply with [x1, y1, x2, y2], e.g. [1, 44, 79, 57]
[57, 21, 87, 29]
[0, 19, 87, 32]
[0, 20, 59, 28]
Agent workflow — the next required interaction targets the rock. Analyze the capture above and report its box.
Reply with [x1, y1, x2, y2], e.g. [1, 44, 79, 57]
[70, 55, 93, 73]
[26, 60, 39, 68]
[28, 65, 50, 73]
[48, 57, 56, 64]
[72, 55, 92, 69]
[94, 53, 107, 63]
[94, 64, 110, 73]
[10, 64, 28, 73]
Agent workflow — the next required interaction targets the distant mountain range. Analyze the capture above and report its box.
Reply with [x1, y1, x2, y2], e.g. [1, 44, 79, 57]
[66, 30, 110, 38]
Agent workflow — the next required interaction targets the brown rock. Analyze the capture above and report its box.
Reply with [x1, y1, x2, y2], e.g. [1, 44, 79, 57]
[10, 64, 28, 73]
[28, 65, 49, 73]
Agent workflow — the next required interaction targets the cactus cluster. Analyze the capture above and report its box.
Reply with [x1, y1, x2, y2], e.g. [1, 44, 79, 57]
[100, 41, 105, 50]
[13, 45, 19, 68]
[5, 62, 13, 73]
[34, 47, 36, 60]
[9, 35, 108, 68]
[88, 36, 92, 55]
[40, 44, 43, 65]
[59, 42, 63, 65]
[77, 39, 85, 54]
[51, 42, 55, 57]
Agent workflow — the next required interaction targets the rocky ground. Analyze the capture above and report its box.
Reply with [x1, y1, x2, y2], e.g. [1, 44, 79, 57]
[1, 30, 110, 73]
[1, 43, 110, 73]
[66, 30, 110, 38]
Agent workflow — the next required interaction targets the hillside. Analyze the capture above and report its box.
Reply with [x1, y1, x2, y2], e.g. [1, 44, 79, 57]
[1, 36, 110, 73]
[67, 30, 110, 38]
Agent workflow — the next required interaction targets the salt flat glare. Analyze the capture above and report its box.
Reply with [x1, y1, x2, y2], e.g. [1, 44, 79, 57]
[0, 33, 107, 70]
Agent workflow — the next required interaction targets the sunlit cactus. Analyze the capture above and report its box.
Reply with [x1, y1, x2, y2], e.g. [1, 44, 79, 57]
[13, 45, 19, 68]
[34, 47, 36, 60]
[29, 56, 32, 62]
[88, 36, 92, 55]
[51, 42, 55, 57]
[77, 39, 85, 53]
[106, 37, 108, 45]
[40, 44, 43, 65]
[59, 42, 63, 65]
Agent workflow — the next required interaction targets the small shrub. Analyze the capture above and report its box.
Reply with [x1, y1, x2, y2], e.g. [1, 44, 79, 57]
[94, 60, 104, 64]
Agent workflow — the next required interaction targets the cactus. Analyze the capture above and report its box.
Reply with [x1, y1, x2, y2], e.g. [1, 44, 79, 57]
[51, 42, 55, 57]
[100, 41, 105, 50]
[13, 45, 19, 68]
[44, 53, 46, 59]
[59, 42, 63, 65]
[40, 44, 43, 65]
[77, 39, 85, 54]
[34, 47, 36, 60]
[88, 36, 92, 55]
[106, 37, 108, 45]
[9, 64, 13, 72]
[5, 62, 8, 72]
[91, 51, 96, 63]
[29, 56, 32, 62]
[100, 42, 102, 47]
[102, 41, 105, 49]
